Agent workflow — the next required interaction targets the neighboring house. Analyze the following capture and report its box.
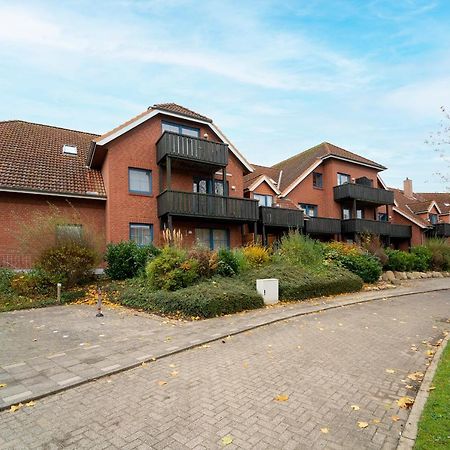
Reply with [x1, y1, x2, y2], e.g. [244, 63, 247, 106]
[1, 104, 448, 269]
[390, 179, 450, 243]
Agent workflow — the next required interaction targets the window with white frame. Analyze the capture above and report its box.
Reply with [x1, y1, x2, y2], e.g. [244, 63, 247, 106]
[162, 121, 200, 138]
[195, 228, 229, 250]
[300, 203, 318, 217]
[253, 194, 273, 207]
[337, 173, 351, 185]
[129, 223, 153, 246]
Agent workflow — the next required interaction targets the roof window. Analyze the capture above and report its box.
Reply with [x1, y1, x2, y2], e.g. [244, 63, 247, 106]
[62, 144, 78, 155]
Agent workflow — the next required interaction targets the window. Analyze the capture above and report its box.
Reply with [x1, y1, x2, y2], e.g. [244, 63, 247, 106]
[337, 173, 351, 185]
[195, 228, 229, 250]
[313, 172, 323, 188]
[56, 224, 82, 242]
[356, 209, 364, 219]
[162, 121, 200, 138]
[300, 203, 318, 217]
[130, 224, 153, 246]
[429, 213, 438, 225]
[62, 144, 78, 156]
[342, 208, 351, 220]
[254, 194, 273, 207]
[129, 168, 152, 195]
[378, 213, 388, 222]
[193, 177, 227, 196]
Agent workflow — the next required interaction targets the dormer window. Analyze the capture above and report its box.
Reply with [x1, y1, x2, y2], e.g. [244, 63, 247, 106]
[62, 144, 78, 155]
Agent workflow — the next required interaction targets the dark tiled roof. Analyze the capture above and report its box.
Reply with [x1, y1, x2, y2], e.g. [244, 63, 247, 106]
[406, 200, 434, 214]
[272, 142, 386, 191]
[416, 192, 450, 214]
[152, 103, 212, 123]
[0, 120, 106, 197]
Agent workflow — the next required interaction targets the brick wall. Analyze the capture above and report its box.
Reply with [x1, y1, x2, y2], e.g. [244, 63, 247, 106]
[0, 192, 106, 268]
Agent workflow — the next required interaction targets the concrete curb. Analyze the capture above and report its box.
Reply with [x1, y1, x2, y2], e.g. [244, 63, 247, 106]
[397, 333, 450, 450]
[1, 284, 449, 412]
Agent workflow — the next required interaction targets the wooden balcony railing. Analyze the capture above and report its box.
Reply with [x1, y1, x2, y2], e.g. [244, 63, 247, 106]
[389, 224, 412, 239]
[304, 217, 342, 235]
[156, 131, 228, 166]
[259, 206, 304, 228]
[341, 219, 391, 235]
[431, 223, 450, 237]
[333, 183, 394, 205]
[157, 190, 258, 221]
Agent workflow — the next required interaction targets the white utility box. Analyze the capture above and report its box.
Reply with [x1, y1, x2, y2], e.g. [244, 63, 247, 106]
[256, 278, 279, 305]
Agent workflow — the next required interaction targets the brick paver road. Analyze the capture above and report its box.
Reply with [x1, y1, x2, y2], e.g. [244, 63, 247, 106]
[1, 290, 449, 449]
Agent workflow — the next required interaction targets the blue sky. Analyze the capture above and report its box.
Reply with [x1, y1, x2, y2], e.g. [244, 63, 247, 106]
[1, 0, 449, 191]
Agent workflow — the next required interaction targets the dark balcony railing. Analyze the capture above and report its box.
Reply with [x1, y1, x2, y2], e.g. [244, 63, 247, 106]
[259, 206, 304, 228]
[390, 224, 412, 239]
[432, 223, 450, 237]
[157, 190, 258, 221]
[333, 183, 394, 205]
[341, 219, 391, 235]
[157, 131, 228, 166]
[305, 217, 342, 235]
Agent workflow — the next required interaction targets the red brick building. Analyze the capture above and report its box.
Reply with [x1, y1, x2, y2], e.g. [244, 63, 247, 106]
[1, 103, 448, 268]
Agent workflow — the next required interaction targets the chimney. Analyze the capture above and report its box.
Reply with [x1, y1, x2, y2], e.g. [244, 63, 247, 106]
[403, 178, 413, 198]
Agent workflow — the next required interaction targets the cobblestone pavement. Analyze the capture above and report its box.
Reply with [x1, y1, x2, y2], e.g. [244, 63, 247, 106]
[1, 289, 449, 449]
[0, 278, 448, 410]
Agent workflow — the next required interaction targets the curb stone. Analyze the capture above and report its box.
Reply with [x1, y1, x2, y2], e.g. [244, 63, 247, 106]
[1, 283, 449, 412]
[397, 333, 450, 450]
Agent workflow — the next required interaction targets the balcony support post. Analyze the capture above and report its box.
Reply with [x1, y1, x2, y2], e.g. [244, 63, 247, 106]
[167, 156, 172, 191]
[222, 168, 227, 195]
[253, 221, 257, 243]
[352, 199, 357, 220]
[159, 164, 163, 194]
[262, 225, 267, 247]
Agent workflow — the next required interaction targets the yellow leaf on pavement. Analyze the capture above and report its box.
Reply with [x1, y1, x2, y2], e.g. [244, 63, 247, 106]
[407, 372, 424, 381]
[385, 369, 395, 374]
[372, 418, 381, 424]
[10, 403, 23, 413]
[320, 427, 329, 434]
[25, 401, 36, 407]
[0, 384, 7, 389]
[397, 396, 414, 409]
[157, 380, 167, 386]
[391, 415, 400, 422]
[222, 435, 233, 446]
[274, 394, 289, 402]
[170, 370, 178, 377]
[351, 405, 360, 411]
[357, 421, 369, 429]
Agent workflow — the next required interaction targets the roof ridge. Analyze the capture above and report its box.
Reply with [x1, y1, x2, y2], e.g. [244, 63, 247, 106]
[271, 144, 322, 168]
[322, 141, 385, 168]
[0, 119, 100, 137]
[152, 102, 212, 122]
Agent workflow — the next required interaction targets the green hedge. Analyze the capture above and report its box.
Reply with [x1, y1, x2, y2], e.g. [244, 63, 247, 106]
[119, 277, 264, 318]
[239, 263, 363, 301]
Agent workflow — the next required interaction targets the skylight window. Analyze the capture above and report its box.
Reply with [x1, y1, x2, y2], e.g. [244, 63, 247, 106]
[62, 144, 78, 155]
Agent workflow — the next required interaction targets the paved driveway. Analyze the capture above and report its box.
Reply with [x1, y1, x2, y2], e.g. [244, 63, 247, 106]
[1, 287, 449, 449]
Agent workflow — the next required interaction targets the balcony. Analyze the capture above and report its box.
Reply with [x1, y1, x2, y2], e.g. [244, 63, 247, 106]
[157, 131, 228, 167]
[390, 224, 412, 239]
[342, 219, 391, 235]
[305, 217, 341, 235]
[333, 183, 394, 205]
[157, 190, 258, 222]
[432, 223, 450, 237]
[259, 206, 304, 228]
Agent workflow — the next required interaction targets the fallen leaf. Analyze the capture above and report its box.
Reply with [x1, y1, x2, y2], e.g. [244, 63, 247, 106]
[372, 418, 381, 424]
[428, 386, 436, 391]
[0, 384, 7, 389]
[157, 380, 167, 386]
[351, 405, 360, 411]
[222, 435, 233, 446]
[320, 427, 329, 434]
[386, 369, 395, 374]
[391, 415, 400, 422]
[169, 364, 176, 368]
[141, 362, 147, 367]
[426, 350, 435, 357]
[357, 421, 369, 429]
[10, 403, 23, 413]
[407, 372, 424, 381]
[170, 370, 178, 377]
[152, 357, 156, 361]
[25, 401, 36, 407]
[274, 394, 289, 402]
[243, 362, 249, 368]
[397, 396, 414, 409]
[406, 385, 413, 389]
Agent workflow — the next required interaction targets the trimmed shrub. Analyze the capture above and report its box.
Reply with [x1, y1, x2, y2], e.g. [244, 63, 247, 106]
[335, 254, 382, 283]
[216, 248, 240, 277]
[187, 246, 218, 278]
[119, 277, 264, 318]
[385, 249, 415, 272]
[424, 238, 450, 271]
[105, 241, 160, 280]
[242, 244, 270, 267]
[239, 263, 363, 300]
[146, 247, 199, 291]
[0, 268, 14, 295]
[37, 242, 98, 287]
[411, 246, 432, 272]
[276, 231, 324, 267]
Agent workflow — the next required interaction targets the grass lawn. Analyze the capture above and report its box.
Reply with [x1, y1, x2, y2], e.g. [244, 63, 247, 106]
[414, 340, 450, 449]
